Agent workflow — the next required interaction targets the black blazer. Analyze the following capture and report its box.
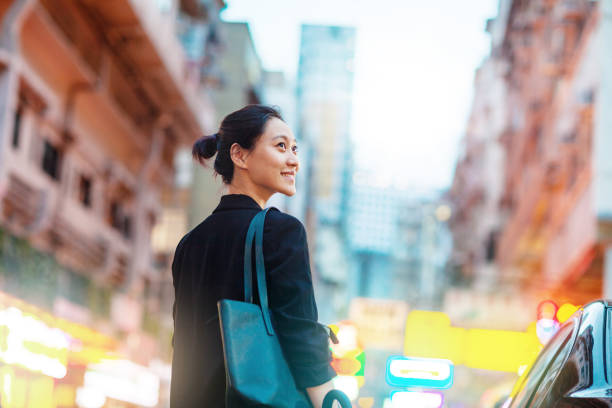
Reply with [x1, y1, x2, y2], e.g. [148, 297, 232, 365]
[170, 194, 336, 408]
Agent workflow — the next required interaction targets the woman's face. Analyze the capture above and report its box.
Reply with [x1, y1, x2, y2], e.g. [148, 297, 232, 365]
[245, 117, 299, 196]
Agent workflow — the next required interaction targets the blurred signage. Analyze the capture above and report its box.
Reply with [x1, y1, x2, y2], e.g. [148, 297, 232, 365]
[329, 322, 365, 380]
[0, 306, 69, 379]
[390, 390, 444, 408]
[386, 356, 453, 389]
[443, 288, 536, 330]
[331, 348, 365, 377]
[404, 310, 542, 373]
[83, 359, 160, 407]
[0, 291, 117, 368]
[349, 298, 408, 350]
[557, 303, 579, 323]
[357, 397, 374, 408]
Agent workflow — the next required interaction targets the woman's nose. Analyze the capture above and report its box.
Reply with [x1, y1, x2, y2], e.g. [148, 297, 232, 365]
[287, 154, 299, 169]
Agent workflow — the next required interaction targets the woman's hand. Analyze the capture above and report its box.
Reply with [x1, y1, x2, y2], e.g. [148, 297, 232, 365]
[306, 379, 335, 408]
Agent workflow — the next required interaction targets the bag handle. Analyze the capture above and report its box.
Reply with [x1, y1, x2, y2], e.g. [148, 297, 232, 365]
[322, 390, 352, 408]
[243, 208, 275, 335]
[243, 209, 265, 303]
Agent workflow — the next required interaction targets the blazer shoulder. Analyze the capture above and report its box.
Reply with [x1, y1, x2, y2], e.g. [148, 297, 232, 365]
[264, 207, 306, 236]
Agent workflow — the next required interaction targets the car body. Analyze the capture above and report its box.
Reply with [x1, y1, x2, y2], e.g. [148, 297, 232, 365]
[504, 300, 612, 407]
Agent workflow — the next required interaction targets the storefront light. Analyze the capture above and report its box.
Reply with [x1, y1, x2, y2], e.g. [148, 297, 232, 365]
[76, 386, 106, 408]
[0, 307, 69, 379]
[83, 359, 160, 407]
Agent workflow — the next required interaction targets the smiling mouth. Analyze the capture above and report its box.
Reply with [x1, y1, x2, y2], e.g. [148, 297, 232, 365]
[281, 172, 295, 180]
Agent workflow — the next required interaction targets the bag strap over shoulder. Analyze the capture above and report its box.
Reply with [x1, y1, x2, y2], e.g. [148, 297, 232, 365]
[254, 208, 274, 335]
[243, 210, 264, 303]
[243, 208, 275, 336]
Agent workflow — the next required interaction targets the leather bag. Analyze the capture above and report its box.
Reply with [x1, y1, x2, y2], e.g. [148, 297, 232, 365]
[218, 208, 312, 407]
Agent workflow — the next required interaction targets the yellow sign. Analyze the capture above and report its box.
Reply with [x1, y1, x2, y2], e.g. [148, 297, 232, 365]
[404, 311, 542, 373]
[349, 298, 409, 350]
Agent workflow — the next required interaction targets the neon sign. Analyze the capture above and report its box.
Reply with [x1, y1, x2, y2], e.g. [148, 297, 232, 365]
[386, 356, 453, 389]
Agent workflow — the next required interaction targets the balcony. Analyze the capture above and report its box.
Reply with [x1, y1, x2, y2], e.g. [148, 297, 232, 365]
[49, 214, 108, 271]
[0, 160, 134, 284]
[2, 174, 44, 229]
[35, 0, 211, 141]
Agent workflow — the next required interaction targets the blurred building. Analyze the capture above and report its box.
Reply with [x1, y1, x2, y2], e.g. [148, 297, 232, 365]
[0, 0, 222, 406]
[345, 184, 402, 303]
[295, 24, 356, 321]
[449, 3, 510, 292]
[497, 0, 606, 304]
[451, 0, 612, 307]
[344, 179, 453, 303]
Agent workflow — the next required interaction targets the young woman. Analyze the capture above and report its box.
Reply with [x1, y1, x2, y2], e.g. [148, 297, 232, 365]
[170, 105, 337, 407]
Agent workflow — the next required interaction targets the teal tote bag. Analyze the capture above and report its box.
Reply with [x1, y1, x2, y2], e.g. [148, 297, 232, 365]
[217, 209, 351, 408]
[217, 208, 311, 407]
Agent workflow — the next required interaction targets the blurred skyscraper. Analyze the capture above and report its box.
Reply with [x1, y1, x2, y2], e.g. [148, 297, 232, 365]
[449, 1, 509, 293]
[297, 24, 355, 224]
[295, 24, 356, 322]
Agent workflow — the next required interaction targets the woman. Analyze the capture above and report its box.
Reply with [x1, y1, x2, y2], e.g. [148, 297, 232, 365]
[170, 105, 337, 407]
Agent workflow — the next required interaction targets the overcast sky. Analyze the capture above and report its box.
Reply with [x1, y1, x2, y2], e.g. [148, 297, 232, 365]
[221, 1, 499, 191]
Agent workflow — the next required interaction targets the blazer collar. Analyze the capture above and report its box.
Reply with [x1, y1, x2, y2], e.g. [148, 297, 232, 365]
[213, 194, 263, 213]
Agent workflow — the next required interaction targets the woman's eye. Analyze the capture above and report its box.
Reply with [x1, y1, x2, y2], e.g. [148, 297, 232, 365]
[277, 142, 286, 149]
[292, 146, 299, 153]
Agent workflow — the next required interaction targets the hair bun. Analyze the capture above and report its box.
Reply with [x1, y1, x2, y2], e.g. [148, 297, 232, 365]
[192, 133, 218, 164]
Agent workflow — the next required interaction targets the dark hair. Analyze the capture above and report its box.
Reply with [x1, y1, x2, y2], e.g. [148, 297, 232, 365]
[192, 105, 283, 184]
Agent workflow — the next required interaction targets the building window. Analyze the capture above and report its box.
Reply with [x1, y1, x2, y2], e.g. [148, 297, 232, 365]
[79, 175, 92, 208]
[41, 140, 61, 180]
[485, 231, 499, 262]
[109, 201, 121, 230]
[109, 201, 132, 240]
[12, 106, 22, 148]
[123, 215, 132, 240]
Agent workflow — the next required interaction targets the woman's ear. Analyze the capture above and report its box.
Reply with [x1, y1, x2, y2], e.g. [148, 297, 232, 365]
[230, 143, 249, 170]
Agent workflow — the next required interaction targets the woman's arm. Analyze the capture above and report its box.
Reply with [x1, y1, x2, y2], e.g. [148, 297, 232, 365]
[262, 211, 338, 391]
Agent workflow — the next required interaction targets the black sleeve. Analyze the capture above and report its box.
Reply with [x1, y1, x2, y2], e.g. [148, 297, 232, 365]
[171, 233, 189, 347]
[263, 211, 336, 389]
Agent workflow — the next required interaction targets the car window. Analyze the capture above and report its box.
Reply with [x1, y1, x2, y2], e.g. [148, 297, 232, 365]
[510, 320, 576, 408]
[529, 321, 579, 406]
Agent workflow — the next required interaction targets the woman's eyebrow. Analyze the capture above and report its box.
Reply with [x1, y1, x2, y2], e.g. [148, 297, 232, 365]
[272, 135, 297, 144]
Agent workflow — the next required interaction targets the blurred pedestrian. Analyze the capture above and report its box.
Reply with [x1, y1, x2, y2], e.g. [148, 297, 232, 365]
[170, 105, 337, 407]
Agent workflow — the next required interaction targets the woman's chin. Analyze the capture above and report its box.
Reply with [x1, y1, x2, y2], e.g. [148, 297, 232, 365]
[279, 186, 296, 196]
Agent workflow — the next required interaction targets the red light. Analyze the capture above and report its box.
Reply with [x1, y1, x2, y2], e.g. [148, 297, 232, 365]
[537, 300, 558, 321]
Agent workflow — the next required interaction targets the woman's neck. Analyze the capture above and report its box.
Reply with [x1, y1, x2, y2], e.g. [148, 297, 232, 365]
[226, 176, 271, 208]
